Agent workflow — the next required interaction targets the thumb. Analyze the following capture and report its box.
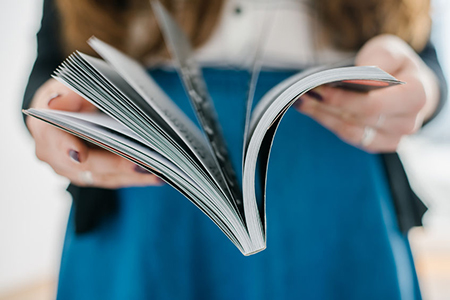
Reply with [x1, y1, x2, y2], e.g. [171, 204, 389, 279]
[355, 34, 410, 75]
[48, 90, 97, 112]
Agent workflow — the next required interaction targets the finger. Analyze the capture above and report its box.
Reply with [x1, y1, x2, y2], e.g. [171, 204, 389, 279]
[69, 172, 163, 188]
[89, 171, 163, 189]
[355, 35, 411, 74]
[299, 97, 419, 136]
[298, 96, 401, 152]
[34, 125, 89, 169]
[316, 83, 425, 118]
[79, 147, 136, 175]
[54, 143, 163, 188]
[80, 147, 164, 179]
[70, 158, 163, 188]
[31, 79, 96, 113]
[48, 91, 96, 112]
[344, 113, 418, 136]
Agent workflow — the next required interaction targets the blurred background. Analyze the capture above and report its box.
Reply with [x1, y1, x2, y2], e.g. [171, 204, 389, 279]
[0, 0, 449, 299]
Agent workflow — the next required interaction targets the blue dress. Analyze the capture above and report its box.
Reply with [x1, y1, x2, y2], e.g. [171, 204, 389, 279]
[57, 69, 421, 300]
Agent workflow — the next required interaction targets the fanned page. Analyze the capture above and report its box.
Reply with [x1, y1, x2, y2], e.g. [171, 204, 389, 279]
[86, 37, 235, 216]
[242, 66, 402, 249]
[151, 2, 244, 216]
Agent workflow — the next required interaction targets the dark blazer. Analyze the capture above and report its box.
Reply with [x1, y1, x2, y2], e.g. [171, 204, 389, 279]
[23, 0, 448, 235]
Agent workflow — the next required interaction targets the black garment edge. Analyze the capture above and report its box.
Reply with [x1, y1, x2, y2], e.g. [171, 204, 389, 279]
[380, 153, 427, 233]
[23, 0, 447, 234]
[66, 185, 118, 233]
[22, 0, 62, 120]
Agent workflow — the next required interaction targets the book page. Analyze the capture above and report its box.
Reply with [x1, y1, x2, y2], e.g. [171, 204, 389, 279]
[85, 39, 234, 200]
[242, 66, 402, 249]
[242, 7, 275, 168]
[152, 2, 244, 215]
[88, 38, 216, 171]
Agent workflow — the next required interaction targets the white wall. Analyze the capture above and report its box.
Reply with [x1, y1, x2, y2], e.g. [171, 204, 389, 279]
[0, 0, 71, 295]
[399, 0, 450, 233]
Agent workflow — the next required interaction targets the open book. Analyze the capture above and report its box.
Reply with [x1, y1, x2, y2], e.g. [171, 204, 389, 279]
[24, 2, 402, 255]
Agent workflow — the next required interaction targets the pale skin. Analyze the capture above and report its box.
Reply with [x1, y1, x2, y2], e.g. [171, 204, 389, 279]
[26, 34, 440, 188]
[26, 78, 163, 188]
[296, 34, 440, 153]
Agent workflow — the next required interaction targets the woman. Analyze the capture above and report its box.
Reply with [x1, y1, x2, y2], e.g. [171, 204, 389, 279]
[23, 0, 447, 299]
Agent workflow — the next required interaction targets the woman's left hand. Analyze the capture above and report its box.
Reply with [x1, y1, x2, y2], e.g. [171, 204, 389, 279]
[296, 34, 440, 153]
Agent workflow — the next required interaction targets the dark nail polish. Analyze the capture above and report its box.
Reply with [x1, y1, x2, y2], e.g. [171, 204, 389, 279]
[306, 90, 323, 101]
[134, 165, 152, 174]
[48, 93, 61, 106]
[69, 149, 80, 163]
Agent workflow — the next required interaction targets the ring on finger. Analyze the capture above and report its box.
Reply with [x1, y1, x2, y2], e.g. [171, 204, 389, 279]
[361, 126, 376, 147]
[375, 114, 385, 128]
[79, 171, 94, 185]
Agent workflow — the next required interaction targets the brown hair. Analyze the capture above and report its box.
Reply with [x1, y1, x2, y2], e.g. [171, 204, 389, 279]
[56, 0, 225, 60]
[56, 0, 431, 61]
[313, 0, 431, 51]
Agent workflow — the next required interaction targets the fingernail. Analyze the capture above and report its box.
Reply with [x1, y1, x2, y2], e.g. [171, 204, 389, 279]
[294, 96, 303, 108]
[69, 149, 80, 163]
[48, 93, 61, 106]
[134, 165, 152, 174]
[306, 90, 323, 101]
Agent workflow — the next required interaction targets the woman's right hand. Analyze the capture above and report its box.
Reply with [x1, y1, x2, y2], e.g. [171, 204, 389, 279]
[27, 79, 163, 188]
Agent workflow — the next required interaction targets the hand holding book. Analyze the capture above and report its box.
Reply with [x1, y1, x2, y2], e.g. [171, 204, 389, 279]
[25, 78, 162, 188]
[297, 34, 440, 152]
